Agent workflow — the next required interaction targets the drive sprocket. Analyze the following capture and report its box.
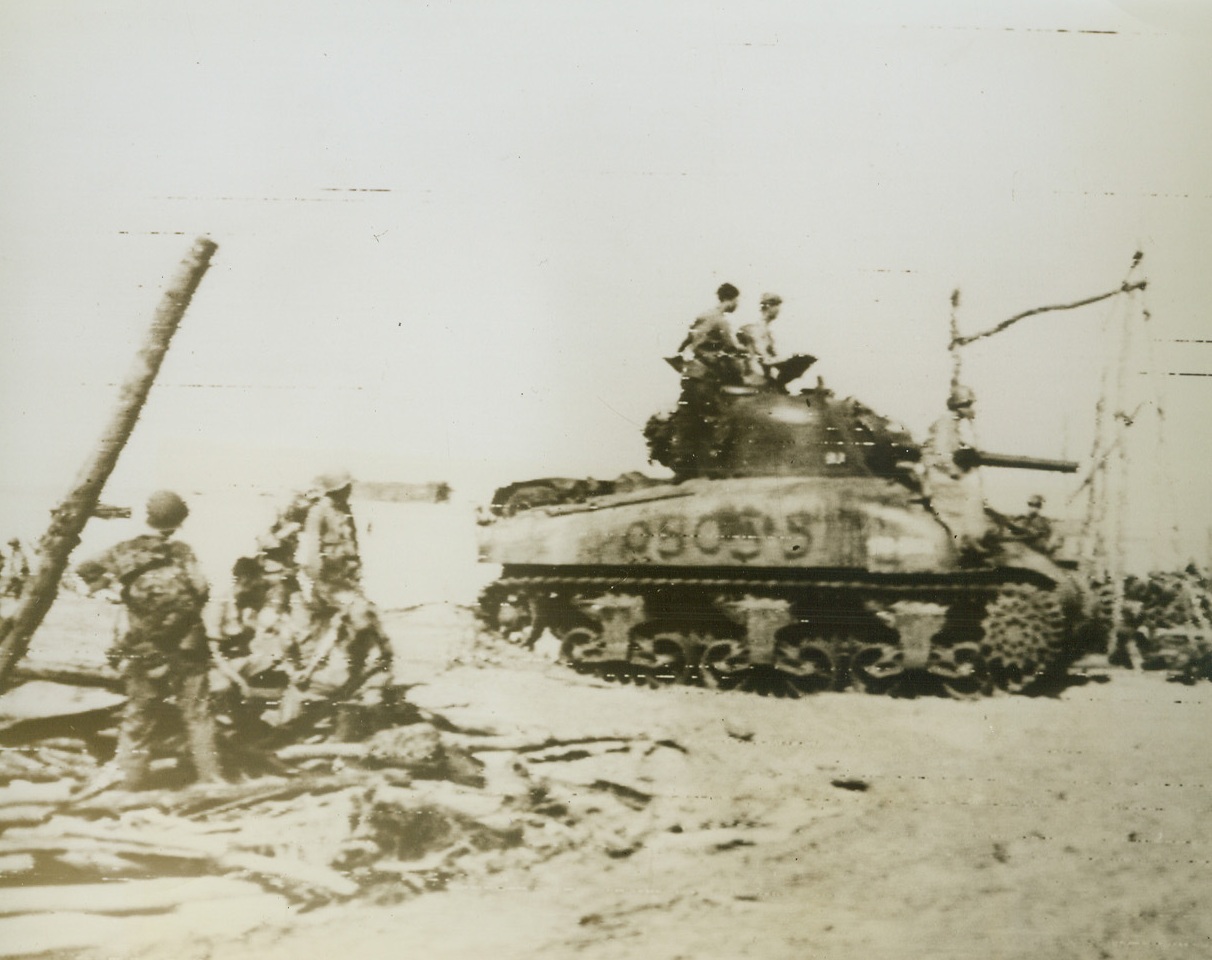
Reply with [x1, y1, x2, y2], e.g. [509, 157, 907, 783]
[980, 583, 1065, 692]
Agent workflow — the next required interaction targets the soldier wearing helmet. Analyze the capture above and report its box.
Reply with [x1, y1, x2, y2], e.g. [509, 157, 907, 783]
[299, 470, 360, 591]
[293, 470, 394, 736]
[1006, 493, 1056, 554]
[946, 383, 977, 413]
[919, 384, 991, 554]
[737, 292, 782, 383]
[75, 490, 224, 789]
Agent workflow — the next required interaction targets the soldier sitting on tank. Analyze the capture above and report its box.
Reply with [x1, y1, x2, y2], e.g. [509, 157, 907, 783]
[1001, 494, 1057, 554]
[677, 282, 745, 390]
[919, 384, 995, 558]
[666, 283, 748, 472]
[737, 292, 782, 385]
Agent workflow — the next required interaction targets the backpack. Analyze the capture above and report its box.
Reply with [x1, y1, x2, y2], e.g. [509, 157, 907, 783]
[120, 542, 206, 644]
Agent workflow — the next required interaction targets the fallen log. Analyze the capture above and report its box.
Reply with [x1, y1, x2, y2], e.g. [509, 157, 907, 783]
[0, 875, 263, 916]
[0, 833, 212, 863]
[68, 775, 290, 817]
[1, 817, 358, 898]
[0, 806, 53, 828]
[0, 779, 75, 806]
[218, 850, 357, 897]
[11, 662, 122, 692]
[0, 752, 54, 780]
[172, 771, 388, 818]
[0, 854, 34, 876]
[15, 820, 226, 858]
[444, 733, 638, 753]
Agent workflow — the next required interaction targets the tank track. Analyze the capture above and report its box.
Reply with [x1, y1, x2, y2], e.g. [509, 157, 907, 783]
[479, 568, 1079, 698]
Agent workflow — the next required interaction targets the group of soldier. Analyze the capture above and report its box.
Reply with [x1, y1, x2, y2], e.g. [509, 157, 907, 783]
[677, 282, 785, 391]
[0, 537, 30, 618]
[72, 472, 391, 791]
[656, 283, 797, 474]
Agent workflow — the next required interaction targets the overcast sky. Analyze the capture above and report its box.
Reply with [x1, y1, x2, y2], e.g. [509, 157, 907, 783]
[1, 0, 1209, 568]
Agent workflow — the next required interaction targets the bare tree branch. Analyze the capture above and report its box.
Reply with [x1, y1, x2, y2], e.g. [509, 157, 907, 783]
[951, 279, 1147, 348]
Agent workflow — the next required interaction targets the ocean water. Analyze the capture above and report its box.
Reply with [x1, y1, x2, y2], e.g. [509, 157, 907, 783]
[2, 489, 494, 612]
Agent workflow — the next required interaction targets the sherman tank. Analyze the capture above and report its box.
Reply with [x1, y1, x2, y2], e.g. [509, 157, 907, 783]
[477, 359, 1103, 697]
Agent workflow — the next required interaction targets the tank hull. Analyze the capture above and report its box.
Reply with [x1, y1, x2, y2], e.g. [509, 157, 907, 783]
[479, 474, 1096, 696]
[480, 476, 959, 573]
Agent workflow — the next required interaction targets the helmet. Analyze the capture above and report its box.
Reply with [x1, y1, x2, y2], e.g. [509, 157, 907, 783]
[314, 469, 353, 494]
[146, 490, 189, 530]
[947, 384, 976, 411]
[1027, 494, 1045, 508]
[760, 292, 782, 307]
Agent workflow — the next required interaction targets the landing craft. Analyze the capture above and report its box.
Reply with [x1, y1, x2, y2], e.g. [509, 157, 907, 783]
[477, 356, 1106, 698]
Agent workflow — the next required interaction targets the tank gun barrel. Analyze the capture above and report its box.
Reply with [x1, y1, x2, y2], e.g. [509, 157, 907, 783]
[953, 449, 1079, 473]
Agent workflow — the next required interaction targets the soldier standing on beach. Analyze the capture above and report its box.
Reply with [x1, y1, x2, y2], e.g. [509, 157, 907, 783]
[294, 471, 394, 736]
[76, 491, 224, 789]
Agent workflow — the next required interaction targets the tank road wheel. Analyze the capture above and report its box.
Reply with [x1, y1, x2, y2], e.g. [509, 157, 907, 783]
[496, 591, 541, 647]
[850, 643, 905, 695]
[699, 636, 752, 692]
[928, 642, 990, 700]
[478, 584, 543, 647]
[980, 584, 1065, 693]
[771, 629, 839, 697]
[629, 632, 692, 687]
[559, 625, 611, 675]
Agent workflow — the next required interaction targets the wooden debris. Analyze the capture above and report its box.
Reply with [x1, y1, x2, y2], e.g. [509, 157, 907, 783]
[64, 774, 355, 817]
[276, 725, 483, 786]
[0, 875, 265, 916]
[0, 816, 358, 898]
[0, 682, 125, 733]
[0, 751, 55, 780]
[522, 741, 632, 764]
[219, 851, 357, 897]
[0, 854, 34, 876]
[14, 819, 227, 858]
[0, 805, 53, 827]
[445, 732, 637, 754]
[0, 832, 213, 863]
[0, 779, 74, 805]
[55, 848, 142, 875]
[37, 746, 99, 775]
[11, 661, 123, 692]
[0, 675, 588, 927]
